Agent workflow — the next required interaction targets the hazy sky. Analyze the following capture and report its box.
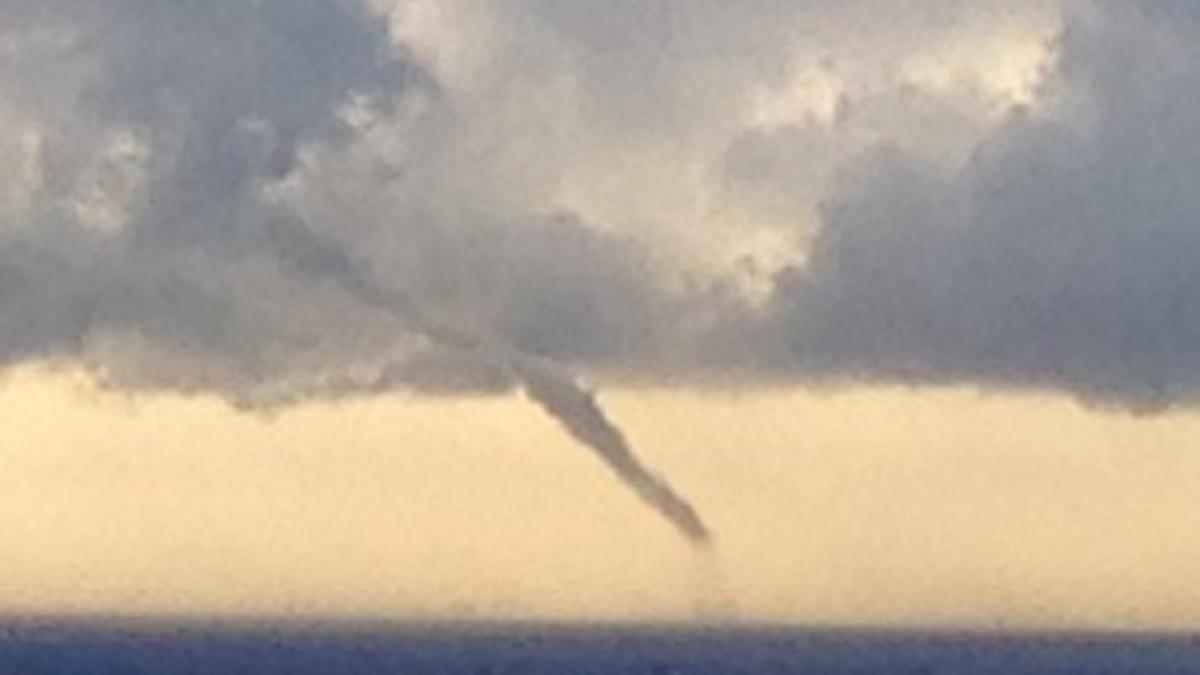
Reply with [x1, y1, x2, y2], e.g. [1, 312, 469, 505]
[3, 0, 1200, 629]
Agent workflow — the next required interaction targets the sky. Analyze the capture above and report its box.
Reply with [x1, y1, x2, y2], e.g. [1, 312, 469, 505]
[2, 0, 1200, 629]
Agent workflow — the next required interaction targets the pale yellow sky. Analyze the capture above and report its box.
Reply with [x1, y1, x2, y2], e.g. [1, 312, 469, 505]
[3, 369, 1199, 631]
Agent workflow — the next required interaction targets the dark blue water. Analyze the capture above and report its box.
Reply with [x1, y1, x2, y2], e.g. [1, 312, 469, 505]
[3, 620, 1199, 674]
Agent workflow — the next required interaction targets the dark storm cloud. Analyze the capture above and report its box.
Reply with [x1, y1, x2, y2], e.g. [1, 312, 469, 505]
[1, 0, 1199, 415]
[756, 0, 1200, 411]
[0, 0, 414, 395]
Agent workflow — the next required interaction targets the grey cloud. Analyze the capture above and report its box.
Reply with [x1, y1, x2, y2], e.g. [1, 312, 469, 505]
[0, 0, 413, 394]
[2, 0, 1199, 417]
[758, 0, 1200, 411]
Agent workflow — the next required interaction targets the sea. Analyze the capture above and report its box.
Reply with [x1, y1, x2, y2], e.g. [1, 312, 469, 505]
[2, 620, 1199, 673]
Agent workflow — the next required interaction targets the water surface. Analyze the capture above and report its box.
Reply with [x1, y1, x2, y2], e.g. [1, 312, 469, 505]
[2, 619, 1198, 673]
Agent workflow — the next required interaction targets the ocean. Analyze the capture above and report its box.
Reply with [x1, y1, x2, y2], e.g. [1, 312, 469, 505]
[2, 620, 1199, 673]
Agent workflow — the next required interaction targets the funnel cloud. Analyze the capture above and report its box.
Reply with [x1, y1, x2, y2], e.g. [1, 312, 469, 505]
[265, 216, 710, 543]
[510, 355, 711, 544]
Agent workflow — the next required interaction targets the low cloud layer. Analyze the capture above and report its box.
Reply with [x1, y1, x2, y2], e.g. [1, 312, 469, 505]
[1, 0, 1198, 413]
